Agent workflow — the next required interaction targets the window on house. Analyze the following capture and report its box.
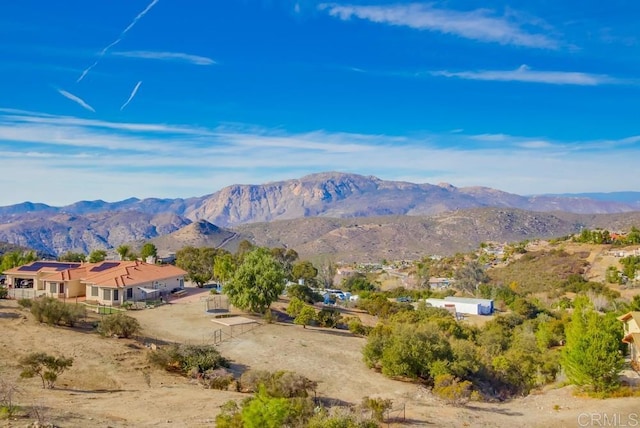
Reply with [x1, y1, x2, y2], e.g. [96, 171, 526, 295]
[91, 286, 98, 297]
[113, 290, 119, 301]
[103, 289, 111, 301]
[49, 283, 57, 294]
[126, 288, 133, 299]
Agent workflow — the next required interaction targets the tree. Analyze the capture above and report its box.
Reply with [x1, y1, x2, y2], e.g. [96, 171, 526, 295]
[225, 247, 286, 314]
[175, 246, 217, 287]
[286, 284, 322, 304]
[294, 305, 316, 329]
[316, 256, 336, 288]
[271, 248, 299, 279]
[236, 240, 255, 260]
[0, 250, 37, 272]
[116, 245, 133, 261]
[140, 242, 158, 261]
[454, 261, 489, 294]
[88, 249, 107, 263]
[19, 352, 73, 389]
[58, 251, 86, 262]
[561, 297, 624, 392]
[341, 273, 376, 292]
[214, 252, 236, 285]
[291, 261, 318, 285]
[286, 297, 305, 317]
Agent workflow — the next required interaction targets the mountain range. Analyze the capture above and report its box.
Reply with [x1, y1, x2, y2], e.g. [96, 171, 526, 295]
[1, 172, 639, 260]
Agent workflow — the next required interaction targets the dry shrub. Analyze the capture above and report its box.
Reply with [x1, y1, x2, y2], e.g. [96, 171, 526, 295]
[432, 374, 475, 406]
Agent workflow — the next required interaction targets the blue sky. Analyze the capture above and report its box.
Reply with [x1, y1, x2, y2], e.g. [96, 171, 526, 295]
[1, 0, 639, 206]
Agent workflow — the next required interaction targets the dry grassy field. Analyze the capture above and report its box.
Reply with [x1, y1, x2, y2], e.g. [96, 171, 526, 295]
[0, 285, 639, 427]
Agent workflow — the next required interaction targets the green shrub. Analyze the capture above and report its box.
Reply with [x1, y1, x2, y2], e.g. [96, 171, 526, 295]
[148, 344, 229, 376]
[19, 352, 73, 389]
[316, 308, 342, 328]
[17, 298, 32, 309]
[347, 317, 372, 336]
[239, 370, 317, 398]
[30, 297, 83, 326]
[0, 287, 7, 299]
[361, 396, 393, 422]
[200, 368, 235, 390]
[432, 374, 474, 406]
[97, 313, 141, 338]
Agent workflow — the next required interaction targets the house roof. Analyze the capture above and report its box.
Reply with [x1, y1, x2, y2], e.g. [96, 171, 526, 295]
[81, 261, 187, 288]
[444, 296, 493, 305]
[617, 311, 640, 324]
[40, 261, 130, 282]
[4, 261, 81, 275]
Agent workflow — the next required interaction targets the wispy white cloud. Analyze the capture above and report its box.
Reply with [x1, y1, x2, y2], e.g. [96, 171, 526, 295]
[120, 81, 143, 111]
[0, 109, 639, 205]
[111, 50, 216, 65]
[432, 65, 619, 85]
[56, 89, 95, 112]
[318, 3, 558, 49]
[78, 0, 160, 82]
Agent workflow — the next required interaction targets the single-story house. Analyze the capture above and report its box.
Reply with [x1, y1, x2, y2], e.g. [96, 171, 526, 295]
[618, 311, 640, 368]
[3, 261, 82, 297]
[4, 260, 187, 306]
[83, 261, 186, 306]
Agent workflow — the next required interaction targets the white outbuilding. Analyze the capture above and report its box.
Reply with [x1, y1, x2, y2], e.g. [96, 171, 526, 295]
[423, 297, 494, 316]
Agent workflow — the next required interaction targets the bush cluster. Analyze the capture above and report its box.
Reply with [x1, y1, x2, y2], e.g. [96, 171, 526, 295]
[148, 344, 229, 376]
[97, 313, 141, 338]
[29, 297, 84, 326]
[239, 370, 317, 398]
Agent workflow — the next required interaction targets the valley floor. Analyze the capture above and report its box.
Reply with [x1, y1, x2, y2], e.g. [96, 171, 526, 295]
[0, 291, 638, 427]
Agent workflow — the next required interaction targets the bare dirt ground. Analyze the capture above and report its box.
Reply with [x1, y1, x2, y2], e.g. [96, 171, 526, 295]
[1, 286, 639, 427]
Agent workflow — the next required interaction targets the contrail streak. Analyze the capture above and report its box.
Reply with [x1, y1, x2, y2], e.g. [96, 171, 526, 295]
[56, 89, 96, 112]
[77, 0, 160, 82]
[120, 81, 143, 111]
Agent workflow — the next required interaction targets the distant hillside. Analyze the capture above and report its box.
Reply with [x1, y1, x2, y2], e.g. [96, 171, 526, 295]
[1, 173, 638, 229]
[148, 220, 245, 255]
[0, 211, 190, 256]
[0, 172, 639, 258]
[233, 208, 591, 262]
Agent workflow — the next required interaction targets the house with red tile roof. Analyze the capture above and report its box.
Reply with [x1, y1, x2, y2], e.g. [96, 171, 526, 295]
[82, 261, 186, 306]
[4, 260, 187, 306]
[3, 261, 82, 298]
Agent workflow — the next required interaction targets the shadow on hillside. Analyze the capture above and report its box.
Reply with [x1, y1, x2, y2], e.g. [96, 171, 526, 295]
[463, 405, 523, 417]
[305, 327, 355, 338]
[0, 311, 22, 319]
[225, 362, 250, 378]
[58, 387, 129, 394]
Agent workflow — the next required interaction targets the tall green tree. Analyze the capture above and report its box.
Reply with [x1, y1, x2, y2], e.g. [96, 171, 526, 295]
[561, 297, 624, 392]
[0, 250, 37, 272]
[225, 247, 285, 314]
[116, 245, 133, 261]
[271, 248, 298, 279]
[88, 249, 107, 263]
[140, 242, 158, 260]
[214, 252, 236, 285]
[175, 246, 217, 287]
[291, 261, 318, 285]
